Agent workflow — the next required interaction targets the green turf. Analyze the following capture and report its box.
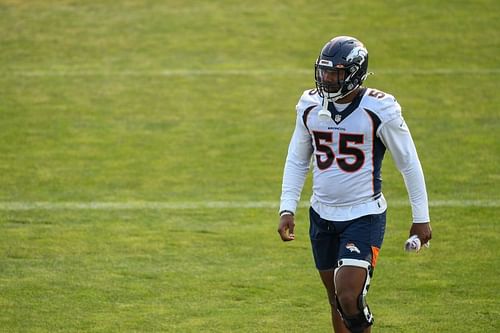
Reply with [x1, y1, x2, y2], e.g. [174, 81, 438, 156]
[1, 0, 499, 332]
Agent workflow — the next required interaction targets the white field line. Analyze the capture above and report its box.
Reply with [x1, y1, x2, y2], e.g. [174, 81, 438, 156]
[7, 68, 500, 77]
[0, 200, 498, 211]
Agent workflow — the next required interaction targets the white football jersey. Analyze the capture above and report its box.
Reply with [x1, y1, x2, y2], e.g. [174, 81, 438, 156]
[280, 87, 430, 222]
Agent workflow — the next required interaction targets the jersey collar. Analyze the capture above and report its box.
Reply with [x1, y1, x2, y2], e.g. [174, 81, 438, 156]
[327, 87, 367, 124]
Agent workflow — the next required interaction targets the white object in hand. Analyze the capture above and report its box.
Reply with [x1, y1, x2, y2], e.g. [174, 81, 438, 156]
[404, 235, 421, 252]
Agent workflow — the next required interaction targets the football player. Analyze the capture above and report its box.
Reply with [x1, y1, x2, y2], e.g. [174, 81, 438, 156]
[277, 36, 432, 333]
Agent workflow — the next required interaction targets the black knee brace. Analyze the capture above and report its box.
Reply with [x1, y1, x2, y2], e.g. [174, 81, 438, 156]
[334, 259, 374, 333]
[341, 311, 373, 333]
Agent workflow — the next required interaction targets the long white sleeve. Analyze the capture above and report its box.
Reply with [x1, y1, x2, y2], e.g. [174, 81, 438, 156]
[378, 117, 430, 223]
[279, 113, 314, 214]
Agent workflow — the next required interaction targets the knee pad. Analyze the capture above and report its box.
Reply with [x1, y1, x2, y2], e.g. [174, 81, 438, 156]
[334, 259, 374, 332]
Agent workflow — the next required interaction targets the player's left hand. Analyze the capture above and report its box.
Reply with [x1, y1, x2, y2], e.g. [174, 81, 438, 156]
[409, 222, 432, 245]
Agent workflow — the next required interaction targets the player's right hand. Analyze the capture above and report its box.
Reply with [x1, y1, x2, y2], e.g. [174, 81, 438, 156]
[409, 222, 432, 245]
[277, 215, 295, 241]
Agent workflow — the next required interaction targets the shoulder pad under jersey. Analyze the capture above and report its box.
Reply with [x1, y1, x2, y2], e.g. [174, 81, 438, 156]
[361, 88, 401, 123]
[296, 89, 321, 115]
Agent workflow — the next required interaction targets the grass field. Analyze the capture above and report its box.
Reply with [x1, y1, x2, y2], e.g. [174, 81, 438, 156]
[1, 0, 499, 332]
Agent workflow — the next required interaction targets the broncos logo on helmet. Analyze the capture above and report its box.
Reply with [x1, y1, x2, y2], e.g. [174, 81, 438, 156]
[346, 46, 368, 64]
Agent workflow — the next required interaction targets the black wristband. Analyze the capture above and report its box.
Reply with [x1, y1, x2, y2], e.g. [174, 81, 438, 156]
[279, 210, 294, 217]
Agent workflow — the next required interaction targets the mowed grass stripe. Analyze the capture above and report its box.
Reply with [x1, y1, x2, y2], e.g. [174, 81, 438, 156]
[7, 68, 500, 77]
[0, 199, 498, 210]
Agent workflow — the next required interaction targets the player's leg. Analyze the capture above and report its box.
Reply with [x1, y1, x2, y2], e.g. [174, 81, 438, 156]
[309, 207, 349, 332]
[334, 261, 373, 333]
[319, 270, 350, 333]
[333, 212, 386, 333]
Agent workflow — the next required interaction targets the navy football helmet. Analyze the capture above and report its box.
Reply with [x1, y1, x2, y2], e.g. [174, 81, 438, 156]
[315, 36, 369, 102]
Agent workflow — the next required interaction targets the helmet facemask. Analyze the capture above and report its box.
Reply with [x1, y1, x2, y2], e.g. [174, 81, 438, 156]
[315, 63, 362, 102]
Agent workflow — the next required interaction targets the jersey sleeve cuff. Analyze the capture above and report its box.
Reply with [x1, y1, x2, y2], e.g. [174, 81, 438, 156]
[412, 218, 430, 223]
[279, 200, 297, 216]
